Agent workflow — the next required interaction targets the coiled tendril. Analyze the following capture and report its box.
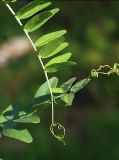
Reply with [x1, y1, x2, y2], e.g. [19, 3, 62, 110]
[50, 122, 66, 145]
[91, 63, 119, 78]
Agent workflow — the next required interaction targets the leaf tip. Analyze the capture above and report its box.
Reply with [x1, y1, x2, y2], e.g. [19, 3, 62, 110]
[51, 8, 60, 15]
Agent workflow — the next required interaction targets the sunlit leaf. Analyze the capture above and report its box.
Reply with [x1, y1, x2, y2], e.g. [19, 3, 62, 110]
[45, 52, 72, 68]
[51, 88, 65, 93]
[16, 0, 51, 19]
[3, 0, 16, 3]
[45, 61, 76, 73]
[35, 30, 67, 47]
[0, 115, 7, 125]
[0, 104, 13, 116]
[39, 37, 68, 58]
[35, 77, 58, 98]
[3, 128, 33, 143]
[14, 115, 40, 124]
[24, 8, 59, 32]
[61, 93, 74, 106]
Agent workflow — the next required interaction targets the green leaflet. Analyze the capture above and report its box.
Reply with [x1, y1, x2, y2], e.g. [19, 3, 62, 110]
[70, 78, 91, 94]
[24, 8, 59, 32]
[0, 104, 12, 115]
[0, 106, 11, 114]
[33, 77, 58, 107]
[1, 105, 15, 121]
[0, 104, 39, 129]
[3, 0, 16, 3]
[35, 77, 58, 98]
[2, 104, 13, 114]
[0, 115, 7, 125]
[14, 115, 40, 124]
[60, 77, 76, 91]
[51, 88, 65, 94]
[33, 94, 51, 107]
[39, 37, 69, 58]
[0, 105, 5, 115]
[61, 93, 74, 106]
[3, 128, 33, 143]
[16, 0, 51, 19]
[45, 61, 76, 73]
[45, 52, 72, 68]
[35, 30, 67, 47]
[18, 109, 37, 117]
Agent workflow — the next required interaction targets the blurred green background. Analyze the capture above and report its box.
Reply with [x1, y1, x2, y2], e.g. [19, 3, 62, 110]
[0, 1, 119, 160]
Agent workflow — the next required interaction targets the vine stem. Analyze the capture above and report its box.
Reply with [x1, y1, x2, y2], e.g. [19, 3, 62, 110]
[5, 3, 54, 124]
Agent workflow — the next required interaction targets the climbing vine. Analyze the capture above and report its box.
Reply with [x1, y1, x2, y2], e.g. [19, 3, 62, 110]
[0, 0, 118, 145]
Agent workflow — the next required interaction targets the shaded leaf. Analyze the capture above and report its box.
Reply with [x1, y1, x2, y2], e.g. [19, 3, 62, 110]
[45, 52, 72, 68]
[70, 78, 91, 94]
[0, 105, 19, 128]
[35, 30, 67, 47]
[33, 94, 51, 107]
[16, 0, 51, 19]
[45, 61, 76, 73]
[2, 105, 19, 121]
[60, 77, 76, 91]
[3, 128, 33, 143]
[39, 37, 68, 58]
[24, 8, 59, 32]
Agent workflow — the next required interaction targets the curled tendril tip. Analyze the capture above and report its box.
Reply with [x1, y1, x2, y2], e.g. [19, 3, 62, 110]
[91, 63, 119, 78]
[50, 122, 66, 145]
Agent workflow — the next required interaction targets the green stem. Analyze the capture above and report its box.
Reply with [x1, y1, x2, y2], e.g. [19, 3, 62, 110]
[5, 3, 55, 124]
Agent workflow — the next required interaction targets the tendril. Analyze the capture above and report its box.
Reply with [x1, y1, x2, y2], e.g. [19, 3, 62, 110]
[91, 63, 119, 78]
[50, 95, 66, 145]
[50, 122, 66, 145]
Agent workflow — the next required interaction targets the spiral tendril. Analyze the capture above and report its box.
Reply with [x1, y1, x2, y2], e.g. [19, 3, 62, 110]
[91, 63, 119, 78]
[50, 122, 66, 145]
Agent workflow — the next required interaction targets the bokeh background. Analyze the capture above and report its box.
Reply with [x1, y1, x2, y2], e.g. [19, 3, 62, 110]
[0, 0, 119, 159]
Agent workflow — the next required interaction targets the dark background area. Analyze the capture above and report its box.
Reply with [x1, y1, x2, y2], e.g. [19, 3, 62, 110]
[0, 1, 119, 160]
